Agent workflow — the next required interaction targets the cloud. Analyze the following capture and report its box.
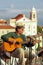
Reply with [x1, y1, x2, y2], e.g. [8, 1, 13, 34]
[0, 8, 43, 19]
[0, 8, 30, 17]
[36, 9, 43, 13]
[0, 8, 43, 15]
[10, 4, 15, 9]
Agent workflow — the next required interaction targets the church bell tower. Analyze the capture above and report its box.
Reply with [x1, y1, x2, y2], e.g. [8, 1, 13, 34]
[30, 7, 37, 22]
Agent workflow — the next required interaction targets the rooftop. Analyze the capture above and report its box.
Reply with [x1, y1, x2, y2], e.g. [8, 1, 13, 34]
[0, 25, 15, 29]
[12, 14, 25, 21]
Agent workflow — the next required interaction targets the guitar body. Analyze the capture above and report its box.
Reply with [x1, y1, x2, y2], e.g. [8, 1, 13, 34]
[3, 38, 23, 52]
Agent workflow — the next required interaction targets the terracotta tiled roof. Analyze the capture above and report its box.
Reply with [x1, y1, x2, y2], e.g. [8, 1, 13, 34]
[0, 25, 15, 29]
[0, 21, 7, 24]
[12, 14, 24, 21]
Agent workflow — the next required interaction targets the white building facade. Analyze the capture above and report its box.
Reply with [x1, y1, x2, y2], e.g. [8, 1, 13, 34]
[10, 7, 37, 36]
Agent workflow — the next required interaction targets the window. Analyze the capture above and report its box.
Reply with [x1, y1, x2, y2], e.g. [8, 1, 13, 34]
[23, 19, 25, 21]
[33, 31, 35, 33]
[28, 25, 30, 29]
[33, 14, 35, 18]
[33, 26, 35, 29]
[7, 30, 9, 33]
[2, 31, 4, 34]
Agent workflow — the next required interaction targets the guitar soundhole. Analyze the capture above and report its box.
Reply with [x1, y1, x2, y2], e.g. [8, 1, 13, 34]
[16, 42, 19, 44]
[9, 43, 13, 48]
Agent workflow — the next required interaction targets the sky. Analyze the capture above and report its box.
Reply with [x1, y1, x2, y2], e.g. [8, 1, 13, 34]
[0, 0, 43, 26]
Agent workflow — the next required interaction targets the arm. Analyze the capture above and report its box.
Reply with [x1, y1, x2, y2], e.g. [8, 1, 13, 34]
[1, 32, 13, 42]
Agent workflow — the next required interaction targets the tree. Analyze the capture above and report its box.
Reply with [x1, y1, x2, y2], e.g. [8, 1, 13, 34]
[37, 25, 42, 33]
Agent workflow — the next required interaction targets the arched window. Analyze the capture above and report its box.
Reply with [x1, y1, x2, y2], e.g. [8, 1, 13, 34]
[33, 14, 35, 18]
[2, 31, 4, 34]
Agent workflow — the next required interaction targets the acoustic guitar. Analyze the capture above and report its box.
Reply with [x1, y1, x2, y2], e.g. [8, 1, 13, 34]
[3, 37, 40, 52]
[3, 38, 27, 52]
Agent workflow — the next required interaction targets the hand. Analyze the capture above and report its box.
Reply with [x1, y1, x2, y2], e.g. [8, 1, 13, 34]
[8, 37, 16, 43]
[13, 40, 16, 43]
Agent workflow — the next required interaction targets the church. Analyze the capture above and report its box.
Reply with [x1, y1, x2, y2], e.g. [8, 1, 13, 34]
[0, 7, 37, 38]
[10, 7, 37, 36]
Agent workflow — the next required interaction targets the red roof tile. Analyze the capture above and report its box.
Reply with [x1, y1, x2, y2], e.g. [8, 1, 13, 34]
[12, 14, 24, 21]
[0, 25, 15, 29]
[0, 22, 7, 24]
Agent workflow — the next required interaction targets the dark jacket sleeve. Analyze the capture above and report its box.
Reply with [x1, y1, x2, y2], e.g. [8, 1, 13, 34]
[1, 32, 13, 42]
